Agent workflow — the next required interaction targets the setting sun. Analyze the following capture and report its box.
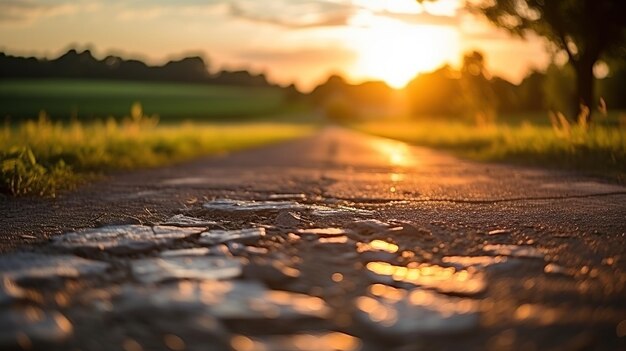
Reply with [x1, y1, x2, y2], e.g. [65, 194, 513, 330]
[346, 13, 459, 88]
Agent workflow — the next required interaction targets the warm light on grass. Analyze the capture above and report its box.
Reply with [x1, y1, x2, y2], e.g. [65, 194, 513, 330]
[354, 116, 626, 182]
[0, 114, 314, 196]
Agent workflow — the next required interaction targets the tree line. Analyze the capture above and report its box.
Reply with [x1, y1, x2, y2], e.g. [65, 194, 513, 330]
[0, 49, 275, 88]
[309, 50, 626, 123]
[406, 51, 626, 120]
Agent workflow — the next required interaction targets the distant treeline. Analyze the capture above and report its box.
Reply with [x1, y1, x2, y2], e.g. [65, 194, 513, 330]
[405, 61, 626, 116]
[0, 49, 278, 88]
[310, 52, 626, 121]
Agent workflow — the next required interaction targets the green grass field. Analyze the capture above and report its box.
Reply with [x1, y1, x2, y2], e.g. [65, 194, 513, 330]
[1, 110, 315, 196]
[0, 79, 291, 121]
[354, 112, 626, 182]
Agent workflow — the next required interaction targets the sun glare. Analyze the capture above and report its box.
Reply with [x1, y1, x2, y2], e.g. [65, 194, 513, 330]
[347, 15, 459, 88]
[371, 139, 415, 167]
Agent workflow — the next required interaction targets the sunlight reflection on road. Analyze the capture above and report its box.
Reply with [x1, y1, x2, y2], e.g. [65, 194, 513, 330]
[370, 139, 416, 167]
[390, 172, 405, 182]
[366, 261, 486, 295]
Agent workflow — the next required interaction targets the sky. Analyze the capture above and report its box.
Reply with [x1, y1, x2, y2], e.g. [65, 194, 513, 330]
[0, 0, 553, 91]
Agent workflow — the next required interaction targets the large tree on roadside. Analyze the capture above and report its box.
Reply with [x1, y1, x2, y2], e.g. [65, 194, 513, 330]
[464, 0, 626, 122]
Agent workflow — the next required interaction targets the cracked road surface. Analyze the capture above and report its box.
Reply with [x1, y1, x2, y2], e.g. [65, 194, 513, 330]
[1, 127, 625, 350]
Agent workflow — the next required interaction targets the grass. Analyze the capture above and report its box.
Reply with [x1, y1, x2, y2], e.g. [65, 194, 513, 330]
[1, 108, 315, 196]
[0, 79, 292, 121]
[353, 112, 626, 182]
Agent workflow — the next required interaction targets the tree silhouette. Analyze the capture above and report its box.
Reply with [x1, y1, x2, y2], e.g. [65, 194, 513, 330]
[466, 0, 626, 122]
[460, 51, 496, 125]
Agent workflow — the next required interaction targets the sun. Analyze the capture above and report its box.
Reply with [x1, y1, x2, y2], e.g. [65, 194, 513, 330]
[347, 15, 459, 88]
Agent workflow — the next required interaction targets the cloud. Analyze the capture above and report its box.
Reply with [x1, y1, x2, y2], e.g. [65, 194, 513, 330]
[376, 10, 459, 27]
[0, 0, 97, 25]
[0, 0, 461, 31]
[226, 1, 460, 30]
[111, 0, 354, 28]
[226, 0, 355, 29]
[115, 1, 228, 21]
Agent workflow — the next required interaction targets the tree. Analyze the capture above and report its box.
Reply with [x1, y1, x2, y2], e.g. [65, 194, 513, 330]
[465, 0, 626, 122]
[460, 51, 496, 125]
[406, 65, 462, 116]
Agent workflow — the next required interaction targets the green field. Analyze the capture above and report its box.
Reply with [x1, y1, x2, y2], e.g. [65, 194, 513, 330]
[0, 79, 291, 121]
[1, 111, 315, 196]
[354, 112, 626, 182]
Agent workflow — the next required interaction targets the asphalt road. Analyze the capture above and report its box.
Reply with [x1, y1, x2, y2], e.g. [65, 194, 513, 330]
[1, 127, 625, 350]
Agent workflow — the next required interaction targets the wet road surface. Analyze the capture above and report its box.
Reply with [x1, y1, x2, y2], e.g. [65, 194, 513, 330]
[1, 127, 626, 350]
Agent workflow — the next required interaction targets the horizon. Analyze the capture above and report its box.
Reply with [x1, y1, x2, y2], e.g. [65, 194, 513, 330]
[0, 0, 551, 91]
[0, 45, 552, 93]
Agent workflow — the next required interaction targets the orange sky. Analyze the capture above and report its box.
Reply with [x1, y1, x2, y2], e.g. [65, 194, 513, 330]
[0, 0, 552, 91]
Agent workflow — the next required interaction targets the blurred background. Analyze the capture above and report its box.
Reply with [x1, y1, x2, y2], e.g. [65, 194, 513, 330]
[0, 0, 625, 195]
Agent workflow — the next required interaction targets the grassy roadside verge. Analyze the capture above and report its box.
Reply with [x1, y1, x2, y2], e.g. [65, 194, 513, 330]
[1, 114, 315, 196]
[353, 116, 626, 183]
